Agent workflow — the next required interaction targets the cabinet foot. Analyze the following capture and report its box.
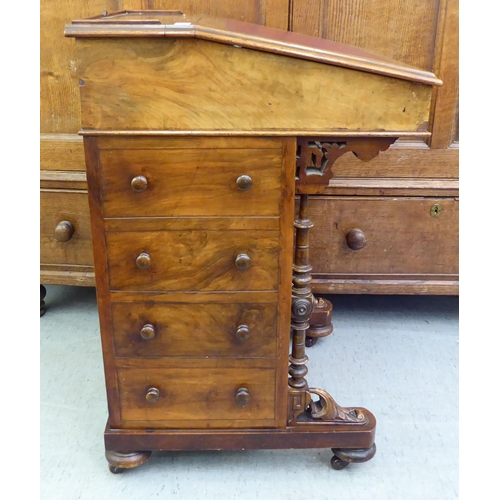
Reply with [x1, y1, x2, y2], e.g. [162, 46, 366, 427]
[40, 285, 47, 317]
[330, 443, 376, 469]
[306, 297, 333, 346]
[105, 450, 152, 473]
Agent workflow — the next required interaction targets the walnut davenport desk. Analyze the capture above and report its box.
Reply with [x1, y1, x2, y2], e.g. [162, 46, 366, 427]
[65, 11, 442, 473]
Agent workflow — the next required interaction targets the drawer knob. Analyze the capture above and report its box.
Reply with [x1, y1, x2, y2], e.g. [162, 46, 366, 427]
[236, 325, 250, 341]
[54, 221, 74, 242]
[346, 228, 366, 250]
[235, 387, 251, 406]
[140, 324, 155, 340]
[236, 175, 253, 191]
[235, 253, 252, 270]
[131, 175, 148, 193]
[136, 253, 151, 270]
[145, 387, 160, 403]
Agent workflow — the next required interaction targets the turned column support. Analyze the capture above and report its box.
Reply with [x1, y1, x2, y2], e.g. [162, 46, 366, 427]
[288, 136, 395, 435]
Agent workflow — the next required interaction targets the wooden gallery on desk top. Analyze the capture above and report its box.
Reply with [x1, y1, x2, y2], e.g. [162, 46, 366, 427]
[43, 9, 450, 472]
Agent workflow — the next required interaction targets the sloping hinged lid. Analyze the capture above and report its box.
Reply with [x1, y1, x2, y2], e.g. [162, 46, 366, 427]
[65, 10, 442, 87]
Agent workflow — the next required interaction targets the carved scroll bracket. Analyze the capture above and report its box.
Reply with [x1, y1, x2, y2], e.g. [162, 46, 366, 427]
[295, 136, 397, 194]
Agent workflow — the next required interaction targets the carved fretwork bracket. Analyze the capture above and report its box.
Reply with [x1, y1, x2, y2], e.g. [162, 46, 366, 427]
[288, 387, 366, 426]
[295, 136, 397, 194]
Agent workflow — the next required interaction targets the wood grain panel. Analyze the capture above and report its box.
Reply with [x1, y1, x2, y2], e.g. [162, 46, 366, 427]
[142, 0, 289, 29]
[40, 0, 122, 134]
[75, 38, 432, 133]
[40, 189, 93, 265]
[307, 196, 458, 276]
[99, 148, 283, 217]
[106, 230, 280, 291]
[40, 135, 86, 171]
[290, 0, 441, 71]
[429, 0, 459, 148]
[117, 366, 276, 427]
[111, 301, 277, 357]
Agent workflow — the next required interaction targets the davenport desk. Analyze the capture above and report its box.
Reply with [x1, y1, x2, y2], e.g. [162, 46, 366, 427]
[65, 10, 442, 473]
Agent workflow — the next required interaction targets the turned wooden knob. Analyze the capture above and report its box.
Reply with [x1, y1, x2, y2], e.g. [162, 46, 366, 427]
[54, 221, 74, 242]
[346, 228, 366, 250]
[235, 388, 251, 406]
[131, 175, 148, 193]
[236, 325, 250, 341]
[140, 324, 155, 340]
[146, 387, 160, 403]
[236, 175, 253, 191]
[235, 253, 251, 270]
[136, 253, 151, 270]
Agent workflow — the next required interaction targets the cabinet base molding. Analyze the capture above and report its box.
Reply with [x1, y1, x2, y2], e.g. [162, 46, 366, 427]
[312, 277, 458, 295]
[104, 410, 375, 464]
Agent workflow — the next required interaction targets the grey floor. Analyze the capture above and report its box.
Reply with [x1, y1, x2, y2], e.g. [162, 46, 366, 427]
[40, 286, 458, 500]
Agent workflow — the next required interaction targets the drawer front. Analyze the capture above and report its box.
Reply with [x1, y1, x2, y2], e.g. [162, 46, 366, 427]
[106, 230, 279, 291]
[99, 148, 283, 218]
[117, 367, 276, 427]
[40, 190, 93, 266]
[112, 302, 277, 358]
[308, 197, 459, 275]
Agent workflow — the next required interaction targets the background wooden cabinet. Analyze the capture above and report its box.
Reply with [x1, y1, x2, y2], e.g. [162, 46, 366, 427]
[40, 0, 458, 294]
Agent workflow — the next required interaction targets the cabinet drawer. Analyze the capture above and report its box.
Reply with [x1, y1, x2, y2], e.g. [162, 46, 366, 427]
[308, 197, 459, 276]
[112, 301, 277, 358]
[40, 190, 93, 266]
[106, 230, 279, 291]
[117, 366, 276, 428]
[99, 148, 283, 218]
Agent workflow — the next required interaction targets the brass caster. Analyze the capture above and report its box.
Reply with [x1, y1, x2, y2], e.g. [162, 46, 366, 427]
[331, 455, 350, 470]
[108, 465, 125, 474]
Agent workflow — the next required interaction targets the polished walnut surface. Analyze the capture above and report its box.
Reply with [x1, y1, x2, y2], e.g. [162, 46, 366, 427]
[66, 10, 444, 472]
[41, 1, 458, 299]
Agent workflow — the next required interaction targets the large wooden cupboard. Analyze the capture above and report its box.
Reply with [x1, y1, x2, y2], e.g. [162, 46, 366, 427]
[40, 0, 458, 307]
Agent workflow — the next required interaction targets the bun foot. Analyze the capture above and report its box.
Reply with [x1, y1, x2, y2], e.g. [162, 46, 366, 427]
[330, 443, 376, 470]
[40, 285, 47, 317]
[105, 450, 152, 473]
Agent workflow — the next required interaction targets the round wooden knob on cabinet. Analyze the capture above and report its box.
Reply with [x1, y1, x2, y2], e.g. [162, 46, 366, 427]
[131, 175, 148, 193]
[235, 253, 251, 270]
[54, 221, 74, 242]
[236, 325, 250, 341]
[145, 387, 160, 403]
[235, 388, 251, 406]
[136, 253, 151, 270]
[236, 175, 253, 191]
[140, 324, 155, 340]
[346, 228, 366, 250]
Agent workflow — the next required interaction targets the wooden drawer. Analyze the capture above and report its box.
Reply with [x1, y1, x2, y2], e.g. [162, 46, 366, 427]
[106, 230, 279, 291]
[99, 148, 283, 218]
[112, 301, 277, 358]
[308, 196, 459, 276]
[116, 365, 276, 428]
[40, 189, 93, 266]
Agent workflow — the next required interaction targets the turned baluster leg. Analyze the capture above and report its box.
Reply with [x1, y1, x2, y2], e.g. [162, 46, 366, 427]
[289, 194, 314, 390]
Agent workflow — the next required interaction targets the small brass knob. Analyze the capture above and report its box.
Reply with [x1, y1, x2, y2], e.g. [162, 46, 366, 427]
[146, 387, 160, 403]
[235, 388, 251, 406]
[136, 253, 151, 270]
[236, 325, 250, 341]
[131, 175, 148, 193]
[235, 253, 251, 270]
[54, 221, 74, 242]
[236, 175, 253, 191]
[140, 324, 155, 340]
[346, 229, 366, 250]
